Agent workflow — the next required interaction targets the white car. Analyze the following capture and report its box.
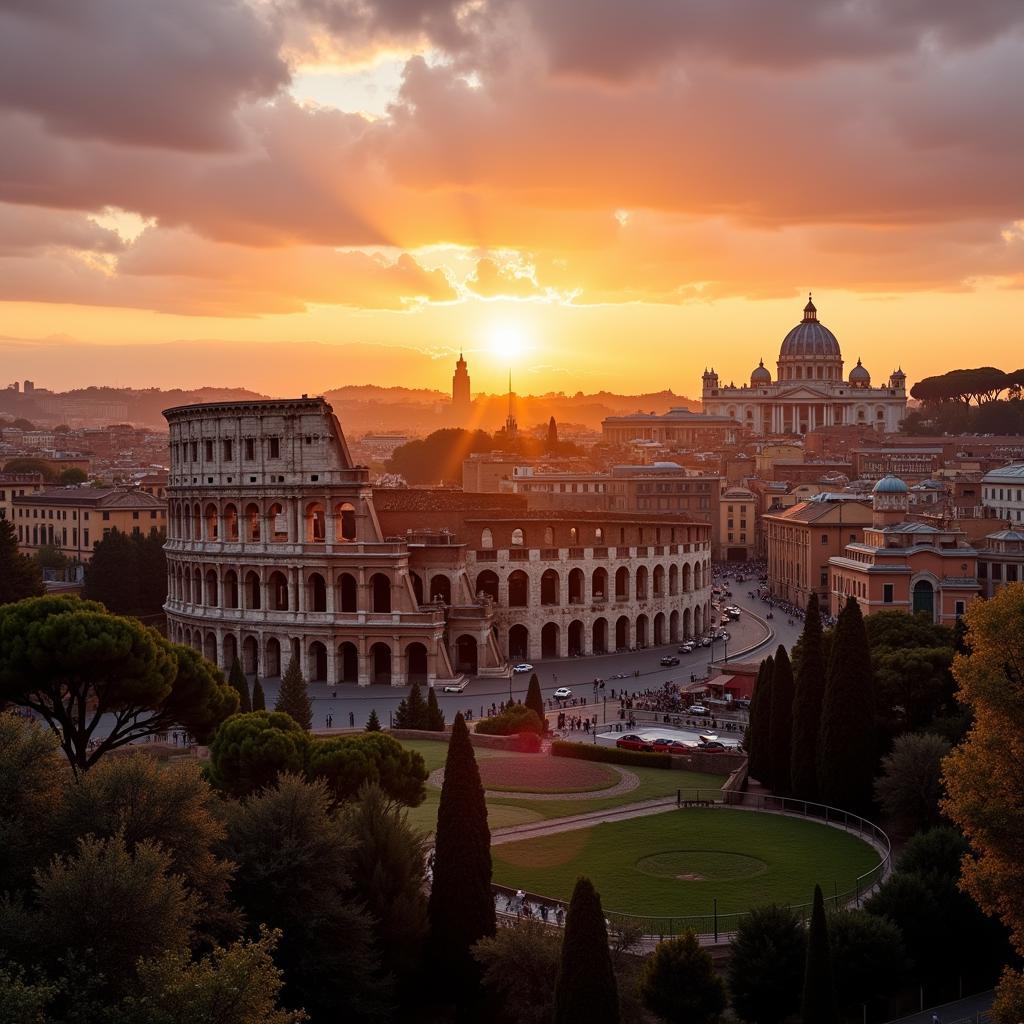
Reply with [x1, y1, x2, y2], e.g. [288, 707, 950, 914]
[553, 687, 573, 700]
[687, 704, 710, 715]
[442, 680, 468, 693]
[512, 663, 534, 673]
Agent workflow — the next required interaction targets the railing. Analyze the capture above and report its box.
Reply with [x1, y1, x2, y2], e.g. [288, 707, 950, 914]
[492, 793, 890, 942]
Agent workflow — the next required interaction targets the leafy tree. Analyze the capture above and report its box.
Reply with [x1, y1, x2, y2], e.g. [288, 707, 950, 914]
[475, 704, 544, 736]
[0, 964, 54, 1023]
[0, 520, 43, 605]
[120, 927, 304, 1024]
[874, 732, 950, 832]
[992, 967, 1024, 1024]
[220, 773, 387, 1022]
[228, 657, 251, 714]
[942, 585, 1024, 965]
[863, 871, 943, 979]
[800, 885, 838, 1024]
[34, 543, 68, 572]
[54, 751, 238, 940]
[0, 712, 68, 891]
[525, 673, 546, 730]
[135, 528, 169, 617]
[251, 676, 266, 711]
[275, 656, 312, 731]
[425, 686, 445, 731]
[307, 732, 427, 807]
[208, 711, 310, 798]
[827, 910, 907, 1012]
[33, 834, 196, 992]
[727, 905, 804, 1024]
[83, 527, 140, 613]
[474, 919, 562, 1024]
[818, 596, 875, 813]
[428, 713, 495, 1002]
[0, 597, 237, 772]
[748, 655, 774, 786]
[393, 682, 427, 730]
[791, 594, 826, 800]
[343, 783, 428, 986]
[365, 708, 381, 731]
[555, 877, 618, 1024]
[57, 467, 87, 485]
[1, 457, 52, 480]
[639, 931, 724, 1024]
[769, 645, 795, 795]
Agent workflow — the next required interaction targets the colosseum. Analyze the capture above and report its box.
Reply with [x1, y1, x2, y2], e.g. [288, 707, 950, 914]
[164, 397, 713, 687]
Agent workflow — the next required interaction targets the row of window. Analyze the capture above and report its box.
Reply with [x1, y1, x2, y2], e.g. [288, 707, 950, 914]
[14, 507, 158, 522]
[978, 562, 1021, 581]
[174, 435, 285, 465]
[984, 486, 1024, 502]
[481, 524, 704, 548]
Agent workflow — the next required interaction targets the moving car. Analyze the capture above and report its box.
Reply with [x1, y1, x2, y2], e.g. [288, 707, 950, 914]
[659, 655, 680, 667]
[553, 687, 573, 700]
[512, 663, 533, 673]
[677, 641, 696, 653]
[616, 734, 651, 751]
[686, 704, 710, 715]
[650, 738, 693, 753]
[442, 680, 468, 693]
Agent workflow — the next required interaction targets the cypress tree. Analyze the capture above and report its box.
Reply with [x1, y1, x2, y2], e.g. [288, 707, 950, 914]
[0, 519, 43, 605]
[791, 593, 826, 800]
[395, 682, 428, 729]
[228, 656, 251, 714]
[251, 676, 266, 711]
[365, 708, 382, 732]
[428, 712, 495, 1000]
[525, 673, 546, 732]
[554, 876, 619, 1024]
[426, 686, 445, 731]
[818, 596, 876, 813]
[769, 645, 795, 795]
[749, 655, 775, 787]
[801, 885, 839, 1024]
[275, 655, 312, 731]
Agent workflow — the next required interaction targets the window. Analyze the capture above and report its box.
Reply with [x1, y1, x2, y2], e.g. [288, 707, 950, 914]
[84, 529, 89, 546]
[821, 533, 829, 545]
[223, 439, 233, 460]
[269, 437, 280, 459]
[245, 438, 255, 460]
[190, 441, 198, 462]
[849, 533, 857, 543]
[204, 440, 214, 461]
[955, 600, 966, 617]
[883, 583, 893, 603]
[132, 511, 139, 520]
[511, 528, 524, 546]
[102, 512, 110, 521]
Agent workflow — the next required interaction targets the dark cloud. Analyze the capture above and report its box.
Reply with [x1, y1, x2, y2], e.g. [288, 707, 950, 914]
[292, 0, 475, 52]
[0, 0, 289, 150]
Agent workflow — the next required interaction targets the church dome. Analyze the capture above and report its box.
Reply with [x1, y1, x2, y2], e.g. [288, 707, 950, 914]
[849, 358, 870, 384]
[778, 295, 842, 360]
[750, 359, 771, 385]
[872, 474, 908, 495]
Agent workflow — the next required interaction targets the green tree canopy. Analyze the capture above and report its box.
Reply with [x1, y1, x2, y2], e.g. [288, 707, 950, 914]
[208, 711, 310, 798]
[748, 655, 774, 786]
[639, 931, 725, 1024]
[251, 676, 266, 711]
[0, 519, 43, 605]
[1, 456, 53, 480]
[0, 597, 237, 772]
[57, 467, 87, 485]
[425, 685, 445, 731]
[769, 645, 795, 795]
[874, 732, 950, 832]
[83, 527, 167, 617]
[827, 910, 907, 1012]
[474, 919, 562, 1024]
[394, 681, 428, 729]
[801, 885, 838, 1024]
[525, 673, 546, 730]
[307, 732, 427, 807]
[791, 593, 826, 800]
[555, 877, 619, 1024]
[228, 657, 251, 714]
[275, 656, 312, 731]
[727, 905, 805, 1024]
[365, 708, 381, 731]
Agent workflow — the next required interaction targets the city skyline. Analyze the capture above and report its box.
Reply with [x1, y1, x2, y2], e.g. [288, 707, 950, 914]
[2, 1, 1024, 394]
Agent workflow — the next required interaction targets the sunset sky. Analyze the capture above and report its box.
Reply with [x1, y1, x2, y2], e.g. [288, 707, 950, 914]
[2, 0, 1024, 397]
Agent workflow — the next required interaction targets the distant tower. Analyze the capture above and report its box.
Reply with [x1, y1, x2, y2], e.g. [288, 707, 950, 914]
[505, 370, 518, 437]
[546, 416, 558, 452]
[871, 474, 909, 527]
[452, 351, 471, 418]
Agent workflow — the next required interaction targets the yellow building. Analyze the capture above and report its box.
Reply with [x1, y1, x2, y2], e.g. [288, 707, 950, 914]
[763, 494, 873, 608]
[0, 471, 44, 523]
[13, 487, 166, 562]
[720, 485, 757, 561]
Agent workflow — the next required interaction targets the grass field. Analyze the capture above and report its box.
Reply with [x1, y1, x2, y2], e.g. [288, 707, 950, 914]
[400, 739, 724, 835]
[491, 808, 881, 917]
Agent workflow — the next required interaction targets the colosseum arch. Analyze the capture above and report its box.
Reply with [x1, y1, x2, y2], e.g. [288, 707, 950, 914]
[636, 613, 649, 647]
[682, 606, 692, 638]
[244, 570, 262, 610]
[508, 624, 529, 661]
[653, 611, 665, 645]
[305, 502, 326, 543]
[475, 569, 499, 601]
[568, 568, 584, 604]
[204, 569, 218, 607]
[337, 573, 357, 613]
[682, 562, 692, 592]
[636, 566, 648, 600]
[406, 642, 428, 683]
[204, 503, 219, 541]
[369, 642, 392, 684]
[268, 503, 288, 543]
[204, 632, 217, 663]
[265, 637, 282, 677]
[668, 564, 678, 596]
[268, 571, 289, 611]
[309, 641, 328, 682]
[615, 566, 629, 601]
[429, 575, 451, 604]
[338, 642, 358, 683]
[224, 503, 239, 542]
[592, 617, 608, 654]
[541, 569, 560, 606]
[455, 634, 478, 674]
[335, 502, 356, 542]
[191, 504, 201, 540]
[245, 503, 261, 542]
[308, 572, 327, 612]
[508, 570, 529, 607]
[568, 620, 584, 657]
[615, 615, 630, 650]
[653, 564, 665, 598]
[410, 571, 424, 605]
[541, 622, 560, 659]
[694, 605, 703, 635]
[192, 567, 202, 604]
[592, 567, 608, 601]
[223, 569, 239, 608]
[669, 609, 679, 643]
[222, 633, 238, 669]
[370, 573, 391, 613]
[242, 635, 259, 674]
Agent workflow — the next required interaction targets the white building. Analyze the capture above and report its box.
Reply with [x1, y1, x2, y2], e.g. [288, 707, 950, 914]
[981, 464, 1024, 526]
[701, 296, 907, 436]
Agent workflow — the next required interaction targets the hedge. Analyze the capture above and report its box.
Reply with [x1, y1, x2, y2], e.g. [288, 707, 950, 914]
[475, 705, 544, 737]
[551, 740, 672, 769]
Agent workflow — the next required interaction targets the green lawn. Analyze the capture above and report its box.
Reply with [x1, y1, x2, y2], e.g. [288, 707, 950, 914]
[401, 739, 724, 836]
[491, 809, 881, 920]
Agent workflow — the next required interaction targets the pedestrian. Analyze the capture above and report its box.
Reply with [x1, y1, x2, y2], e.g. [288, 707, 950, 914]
[348, 711, 355, 728]
[931, 1015, 940, 1024]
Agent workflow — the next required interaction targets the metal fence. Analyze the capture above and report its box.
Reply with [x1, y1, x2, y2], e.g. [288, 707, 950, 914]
[492, 793, 891, 942]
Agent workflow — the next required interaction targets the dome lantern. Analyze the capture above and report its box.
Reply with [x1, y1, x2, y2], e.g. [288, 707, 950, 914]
[849, 358, 871, 386]
[750, 359, 772, 385]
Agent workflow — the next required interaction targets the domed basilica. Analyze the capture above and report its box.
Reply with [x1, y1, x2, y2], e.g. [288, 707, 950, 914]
[700, 296, 907, 435]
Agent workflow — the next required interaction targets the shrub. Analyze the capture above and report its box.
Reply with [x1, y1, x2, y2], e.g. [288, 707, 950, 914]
[475, 705, 544, 736]
[551, 740, 671, 769]
[209, 712, 310, 798]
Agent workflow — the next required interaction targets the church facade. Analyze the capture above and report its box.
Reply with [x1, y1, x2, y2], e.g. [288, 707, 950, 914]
[701, 297, 907, 436]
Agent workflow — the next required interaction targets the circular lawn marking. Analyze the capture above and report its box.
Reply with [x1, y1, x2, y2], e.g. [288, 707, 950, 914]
[636, 850, 768, 883]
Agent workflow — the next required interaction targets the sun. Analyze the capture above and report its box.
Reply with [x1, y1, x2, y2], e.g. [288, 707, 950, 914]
[487, 322, 530, 362]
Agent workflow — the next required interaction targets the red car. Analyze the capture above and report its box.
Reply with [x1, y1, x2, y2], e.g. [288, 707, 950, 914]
[697, 741, 728, 753]
[616, 734, 652, 752]
[650, 738, 694, 753]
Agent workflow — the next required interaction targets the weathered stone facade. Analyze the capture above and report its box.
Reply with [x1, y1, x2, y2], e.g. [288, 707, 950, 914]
[164, 397, 713, 686]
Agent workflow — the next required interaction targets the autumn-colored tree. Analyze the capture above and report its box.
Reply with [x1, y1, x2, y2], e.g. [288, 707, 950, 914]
[943, 585, 1024, 1011]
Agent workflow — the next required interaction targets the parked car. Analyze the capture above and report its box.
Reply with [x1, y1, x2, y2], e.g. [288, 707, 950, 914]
[616, 734, 652, 751]
[733, 698, 751, 711]
[512, 663, 533, 673]
[699, 637, 712, 647]
[677, 642, 696, 653]
[659, 655, 680, 667]
[686, 704, 710, 715]
[442, 680, 468, 693]
[651, 738, 693, 753]
[553, 687, 573, 700]
[697, 741, 728, 753]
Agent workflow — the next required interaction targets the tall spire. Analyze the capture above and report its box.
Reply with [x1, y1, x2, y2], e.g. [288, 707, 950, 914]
[803, 291, 817, 321]
[505, 368, 518, 436]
